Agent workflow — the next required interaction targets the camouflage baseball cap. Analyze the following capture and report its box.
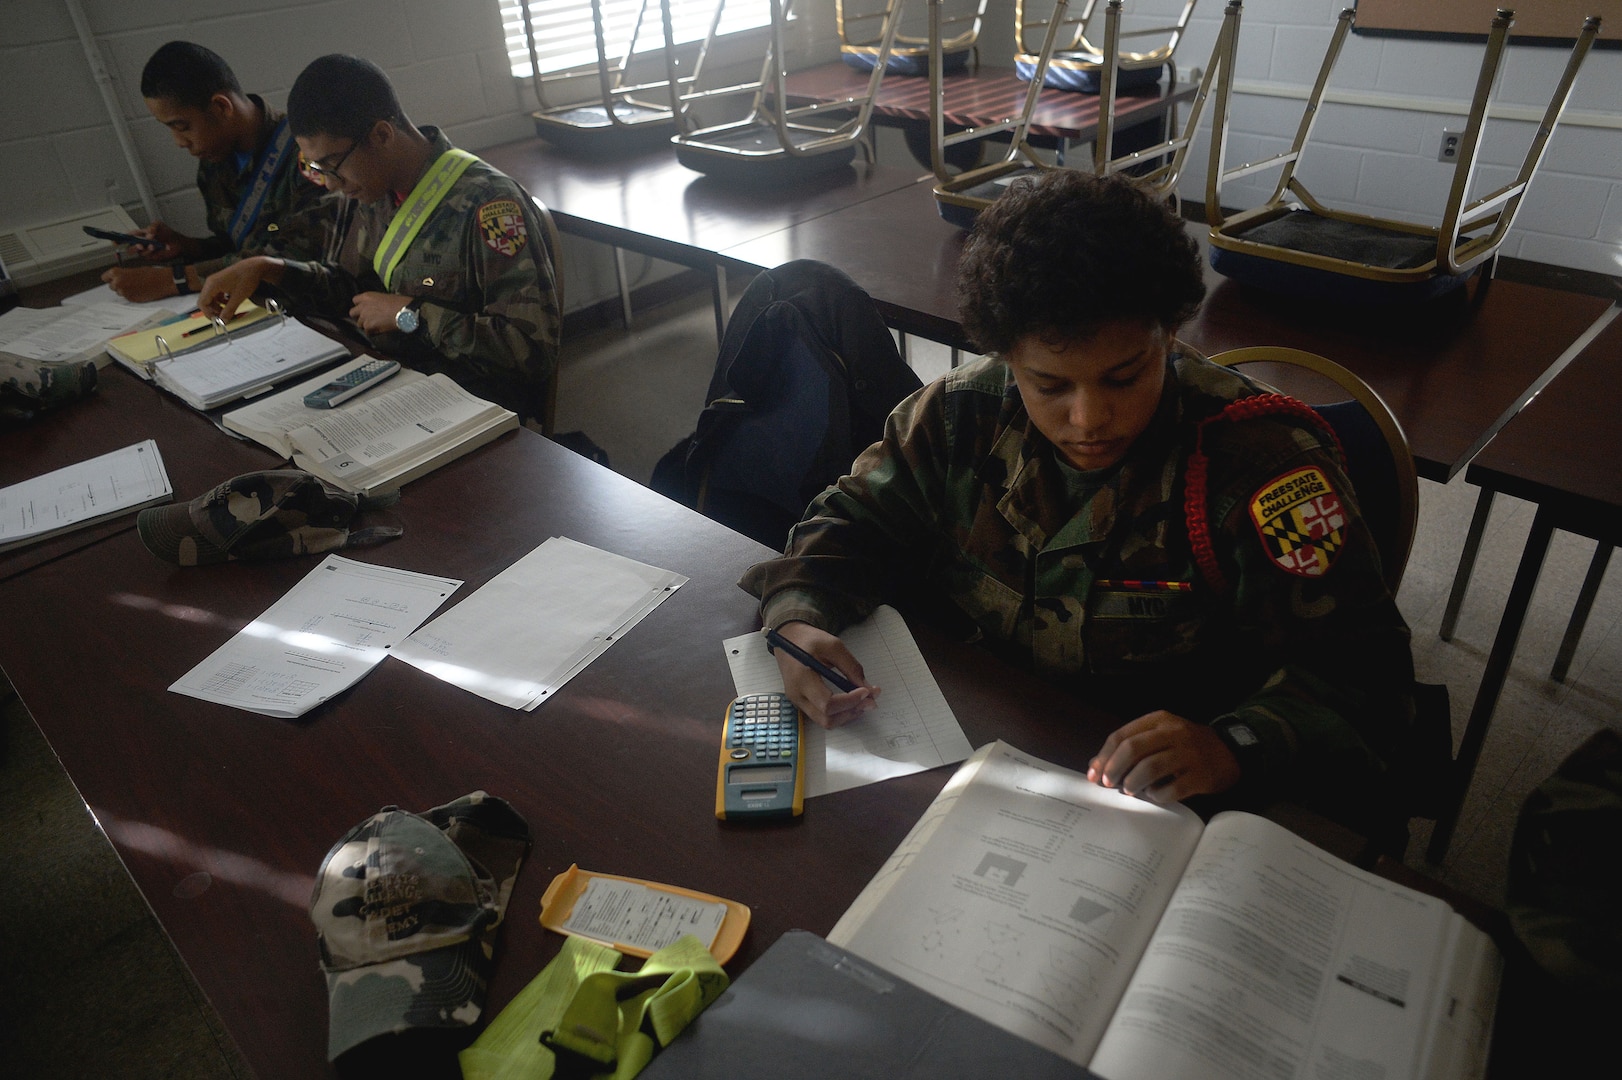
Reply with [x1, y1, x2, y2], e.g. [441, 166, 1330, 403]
[1, 355, 97, 424]
[136, 469, 401, 566]
[311, 792, 531, 1062]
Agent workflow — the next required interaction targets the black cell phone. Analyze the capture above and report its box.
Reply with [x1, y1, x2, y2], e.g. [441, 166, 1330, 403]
[82, 225, 154, 246]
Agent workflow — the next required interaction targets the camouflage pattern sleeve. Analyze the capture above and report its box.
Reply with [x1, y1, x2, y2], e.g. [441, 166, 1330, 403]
[741, 378, 951, 634]
[1201, 424, 1415, 800]
[413, 174, 560, 418]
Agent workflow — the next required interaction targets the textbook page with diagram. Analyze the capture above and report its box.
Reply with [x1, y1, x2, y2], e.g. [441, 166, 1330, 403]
[223, 369, 516, 497]
[829, 741, 1501, 1080]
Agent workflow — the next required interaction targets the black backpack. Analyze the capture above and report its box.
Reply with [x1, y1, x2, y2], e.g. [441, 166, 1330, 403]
[652, 260, 923, 550]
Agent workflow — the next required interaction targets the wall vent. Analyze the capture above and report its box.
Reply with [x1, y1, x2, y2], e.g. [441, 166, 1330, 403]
[0, 206, 141, 287]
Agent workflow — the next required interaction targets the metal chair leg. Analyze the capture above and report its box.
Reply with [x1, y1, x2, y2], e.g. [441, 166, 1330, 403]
[1428, 504, 1555, 864]
[1440, 488, 1496, 642]
[1551, 543, 1613, 683]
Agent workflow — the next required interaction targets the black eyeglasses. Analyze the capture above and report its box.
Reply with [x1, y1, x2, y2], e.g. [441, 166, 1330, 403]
[300, 138, 363, 182]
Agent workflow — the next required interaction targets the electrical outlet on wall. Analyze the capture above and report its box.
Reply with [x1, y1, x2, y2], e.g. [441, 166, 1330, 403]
[1438, 129, 1463, 163]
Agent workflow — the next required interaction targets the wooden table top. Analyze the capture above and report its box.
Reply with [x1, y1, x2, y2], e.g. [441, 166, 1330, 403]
[720, 177, 971, 347]
[0, 366, 1128, 1078]
[1464, 308, 1622, 537]
[1179, 273, 1615, 484]
[481, 137, 927, 269]
[782, 61, 1196, 142]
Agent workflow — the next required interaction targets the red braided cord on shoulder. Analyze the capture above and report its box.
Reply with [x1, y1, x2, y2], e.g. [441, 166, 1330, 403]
[1185, 394, 1346, 594]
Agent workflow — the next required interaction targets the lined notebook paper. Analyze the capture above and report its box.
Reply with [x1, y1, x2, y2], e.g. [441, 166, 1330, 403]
[723, 606, 972, 797]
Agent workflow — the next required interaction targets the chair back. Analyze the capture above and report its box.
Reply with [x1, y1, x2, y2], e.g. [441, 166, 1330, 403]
[651, 260, 922, 550]
[1207, 346, 1417, 592]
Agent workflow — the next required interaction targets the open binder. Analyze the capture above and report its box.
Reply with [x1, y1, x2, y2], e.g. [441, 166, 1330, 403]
[146, 305, 351, 412]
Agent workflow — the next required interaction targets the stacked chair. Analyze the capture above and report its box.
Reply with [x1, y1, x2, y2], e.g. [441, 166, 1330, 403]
[932, 0, 1240, 228]
[518, 0, 683, 151]
[1204, 7, 1602, 305]
[1014, 0, 1200, 92]
[839, 0, 989, 77]
[668, 0, 903, 180]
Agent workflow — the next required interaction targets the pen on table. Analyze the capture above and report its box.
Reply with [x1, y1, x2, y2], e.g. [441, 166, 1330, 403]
[764, 627, 860, 693]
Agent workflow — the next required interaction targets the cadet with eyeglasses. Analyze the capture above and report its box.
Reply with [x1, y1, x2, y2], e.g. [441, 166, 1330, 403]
[199, 54, 560, 423]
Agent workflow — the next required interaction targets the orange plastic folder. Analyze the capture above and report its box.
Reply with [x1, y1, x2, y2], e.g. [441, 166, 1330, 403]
[539, 864, 750, 963]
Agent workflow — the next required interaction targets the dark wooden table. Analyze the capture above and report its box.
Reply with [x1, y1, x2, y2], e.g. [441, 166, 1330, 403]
[1425, 306, 1622, 860]
[481, 137, 927, 340]
[0, 366, 1132, 1078]
[782, 61, 1195, 144]
[720, 177, 971, 347]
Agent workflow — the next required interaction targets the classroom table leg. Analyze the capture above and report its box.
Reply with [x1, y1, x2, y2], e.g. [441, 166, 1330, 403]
[1550, 542, 1612, 683]
[712, 264, 729, 345]
[1440, 488, 1496, 641]
[1428, 504, 1555, 863]
[613, 247, 633, 329]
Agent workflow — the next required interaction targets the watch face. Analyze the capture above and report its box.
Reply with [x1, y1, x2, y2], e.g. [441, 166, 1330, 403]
[395, 304, 419, 333]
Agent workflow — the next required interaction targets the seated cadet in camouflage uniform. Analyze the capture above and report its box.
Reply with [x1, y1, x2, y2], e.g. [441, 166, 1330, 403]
[102, 42, 328, 303]
[741, 170, 1417, 831]
[199, 54, 560, 422]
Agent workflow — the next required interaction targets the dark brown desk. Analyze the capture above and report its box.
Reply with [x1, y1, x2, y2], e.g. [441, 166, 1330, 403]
[782, 61, 1195, 144]
[720, 178, 970, 347]
[0, 357, 283, 583]
[1426, 306, 1622, 860]
[1179, 275, 1615, 483]
[481, 138, 927, 339]
[0, 366, 1129, 1078]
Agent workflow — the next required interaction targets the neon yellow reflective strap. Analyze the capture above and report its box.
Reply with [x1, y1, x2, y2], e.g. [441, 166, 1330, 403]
[373, 147, 479, 291]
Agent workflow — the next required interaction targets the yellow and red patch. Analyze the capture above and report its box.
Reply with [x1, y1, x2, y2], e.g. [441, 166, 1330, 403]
[478, 199, 527, 257]
[1249, 466, 1346, 577]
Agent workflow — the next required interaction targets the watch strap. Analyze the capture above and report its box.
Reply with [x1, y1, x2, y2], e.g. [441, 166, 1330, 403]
[172, 261, 193, 295]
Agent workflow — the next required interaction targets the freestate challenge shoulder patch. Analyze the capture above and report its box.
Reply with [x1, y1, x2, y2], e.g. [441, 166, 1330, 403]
[1249, 466, 1347, 577]
[478, 199, 527, 257]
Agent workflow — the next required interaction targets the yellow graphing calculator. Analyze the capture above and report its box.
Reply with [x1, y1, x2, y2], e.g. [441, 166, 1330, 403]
[715, 692, 805, 819]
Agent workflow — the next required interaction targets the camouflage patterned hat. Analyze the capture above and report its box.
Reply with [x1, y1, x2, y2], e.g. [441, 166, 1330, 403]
[136, 469, 401, 566]
[1, 355, 97, 424]
[311, 792, 531, 1062]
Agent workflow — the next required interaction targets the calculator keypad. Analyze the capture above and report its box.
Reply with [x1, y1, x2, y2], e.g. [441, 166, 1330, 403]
[727, 694, 798, 759]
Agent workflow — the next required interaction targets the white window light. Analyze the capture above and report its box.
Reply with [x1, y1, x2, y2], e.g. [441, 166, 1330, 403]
[499, 0, 777, 78]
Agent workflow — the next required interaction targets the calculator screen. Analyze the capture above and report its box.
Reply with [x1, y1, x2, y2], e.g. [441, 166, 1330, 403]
[730, 764, 792, 784]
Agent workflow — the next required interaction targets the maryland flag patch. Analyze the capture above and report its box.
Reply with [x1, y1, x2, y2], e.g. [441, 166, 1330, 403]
[478, 199, 527, 257]
[1249, 466, 1346, 578]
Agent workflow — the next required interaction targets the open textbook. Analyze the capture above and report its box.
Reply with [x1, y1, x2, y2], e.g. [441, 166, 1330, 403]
[829, 742, 1501, 1080]
[223, 363, 517, 497]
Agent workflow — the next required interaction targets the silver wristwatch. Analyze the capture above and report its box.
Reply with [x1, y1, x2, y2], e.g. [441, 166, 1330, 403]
[394, 298, 422, 334]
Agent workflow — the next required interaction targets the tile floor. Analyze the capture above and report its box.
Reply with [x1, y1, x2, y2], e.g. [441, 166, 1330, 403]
[3, 280, 1617, 1076]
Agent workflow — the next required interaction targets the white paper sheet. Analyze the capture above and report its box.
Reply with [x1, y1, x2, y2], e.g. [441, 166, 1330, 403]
[0, 302, 167, 362]
[60, 282, 198, 315]
[722, 605, 972, 797]
[393, 536, 688, 710]
[0, 440, 172, 552]
[169, 556, 461, 718]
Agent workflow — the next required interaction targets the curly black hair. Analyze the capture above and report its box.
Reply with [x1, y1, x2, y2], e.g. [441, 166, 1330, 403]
[957, 170, 1206, 355]
[288, 54, 409, 140]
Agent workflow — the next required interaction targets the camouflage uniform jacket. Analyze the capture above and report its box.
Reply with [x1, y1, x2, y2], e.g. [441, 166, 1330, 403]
[276, 128, 560, 420]
[191, 96, 330, 275]
[741, 352, 1416, 805]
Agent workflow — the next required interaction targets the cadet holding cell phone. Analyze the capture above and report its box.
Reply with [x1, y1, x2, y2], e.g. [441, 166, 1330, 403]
[99, 42, 328, 304]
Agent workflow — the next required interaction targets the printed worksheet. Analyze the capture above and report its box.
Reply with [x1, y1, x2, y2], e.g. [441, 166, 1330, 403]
[393, 536, 688, 710]
[169, 556, 461, 718]
[722, 605, 973, 796]
[0, 440, 172, 553]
